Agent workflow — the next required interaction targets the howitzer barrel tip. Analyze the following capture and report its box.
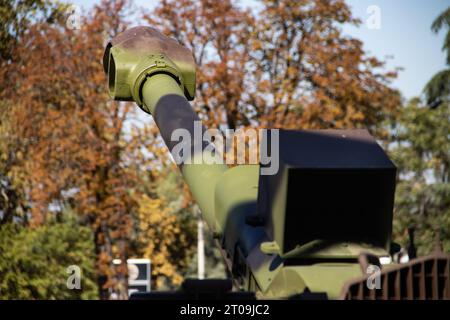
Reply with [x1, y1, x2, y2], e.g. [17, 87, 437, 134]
[102, 26, 196, 111]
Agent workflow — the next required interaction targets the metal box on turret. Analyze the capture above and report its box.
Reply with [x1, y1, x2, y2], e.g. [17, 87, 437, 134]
[257, 129, 397, 255]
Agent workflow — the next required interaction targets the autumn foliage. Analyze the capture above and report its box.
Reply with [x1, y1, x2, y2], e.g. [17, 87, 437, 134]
[0, 0, 195, 298]
[0, 0, 407, 299]
[149, 0, 400, 133]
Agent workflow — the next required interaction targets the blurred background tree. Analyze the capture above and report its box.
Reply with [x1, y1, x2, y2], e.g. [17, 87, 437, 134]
[148, 0, 400, 135]
[0, 0, 196, 298]
[424, 6, 450, 107]
[0, 210, 98, 299]
[389, 98, 450, 256]
[390, 5, 450, 256]
[0, 0, 448, 299]
[0, 0, 68, 230]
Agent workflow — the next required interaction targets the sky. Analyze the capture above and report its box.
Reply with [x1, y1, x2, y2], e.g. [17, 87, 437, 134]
[69, 0, 449, 99]
[342, 0, 449, 99]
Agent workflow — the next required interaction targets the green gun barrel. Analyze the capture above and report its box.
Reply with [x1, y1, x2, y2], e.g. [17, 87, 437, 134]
[141, 74, 228, 228]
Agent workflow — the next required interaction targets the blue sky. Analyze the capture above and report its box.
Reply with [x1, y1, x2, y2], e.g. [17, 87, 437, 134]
[69, 0, 449, 99]
[343, 0, 449, 99]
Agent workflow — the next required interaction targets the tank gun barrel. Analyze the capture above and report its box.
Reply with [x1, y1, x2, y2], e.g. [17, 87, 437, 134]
[141, 74, 228, 227]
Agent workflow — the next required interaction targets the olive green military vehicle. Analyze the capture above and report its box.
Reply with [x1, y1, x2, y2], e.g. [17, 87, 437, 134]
[103, 26, 450, 300]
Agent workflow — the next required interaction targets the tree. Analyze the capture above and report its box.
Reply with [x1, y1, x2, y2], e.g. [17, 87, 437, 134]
[147, 0, 400, 136]
[0, 0, 68, 226]
[248, 0, 400, 133]
[136, 190, 196, 289]
[0, 0, 200, 298]
[389, 98, 450, 255]
[0, 210, 98, 299]
[0, 0, 66, 64]
[424, 6, 450, 106]
[1, 0, 137, 298]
